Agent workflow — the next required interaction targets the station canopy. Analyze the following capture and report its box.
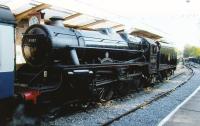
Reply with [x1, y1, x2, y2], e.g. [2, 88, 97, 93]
[0, 0, 164, 39]
[0, 0, 126, 31]
[131, 28, 162, 40]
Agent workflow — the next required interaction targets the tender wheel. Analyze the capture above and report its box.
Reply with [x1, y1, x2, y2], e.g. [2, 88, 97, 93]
[96, 86, 114, 101]
[135, 78, 142, 92]
[115, 82, 129, 96]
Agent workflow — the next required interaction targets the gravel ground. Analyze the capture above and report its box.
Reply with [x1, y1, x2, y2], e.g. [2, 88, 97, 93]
[42, 65, 195, 126]
[111, 65, 200, 126]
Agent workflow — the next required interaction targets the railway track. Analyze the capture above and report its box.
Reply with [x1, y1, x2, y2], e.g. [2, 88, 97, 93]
[101, 65, 194, 126]
[44, 66, 185, 119]
[42, 64, 192, 126]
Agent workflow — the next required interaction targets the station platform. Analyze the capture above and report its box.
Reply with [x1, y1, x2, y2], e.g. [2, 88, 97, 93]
[159, 86, 200, 126]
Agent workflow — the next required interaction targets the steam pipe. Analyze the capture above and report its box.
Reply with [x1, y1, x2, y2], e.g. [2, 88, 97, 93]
[70, 48, 80, 65]
[49, 16, 80, 65]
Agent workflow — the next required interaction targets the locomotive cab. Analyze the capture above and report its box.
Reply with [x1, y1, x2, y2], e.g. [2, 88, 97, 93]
[143, 38, 158, 72]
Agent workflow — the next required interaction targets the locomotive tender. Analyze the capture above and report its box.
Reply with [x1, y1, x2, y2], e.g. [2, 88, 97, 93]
[0, 5, 177, 104]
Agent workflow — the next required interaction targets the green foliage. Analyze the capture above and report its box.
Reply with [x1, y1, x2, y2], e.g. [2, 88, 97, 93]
[175, 48, 182, 58]
[183, 44, 200, 58]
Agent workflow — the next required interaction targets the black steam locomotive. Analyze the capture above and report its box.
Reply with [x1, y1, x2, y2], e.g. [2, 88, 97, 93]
[16, 17, 177, 104]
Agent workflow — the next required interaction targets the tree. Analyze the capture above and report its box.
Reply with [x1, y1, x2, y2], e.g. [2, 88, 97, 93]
[183, 44, 200, 58]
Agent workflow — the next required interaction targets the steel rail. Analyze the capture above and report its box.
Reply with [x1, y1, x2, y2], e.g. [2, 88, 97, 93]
[101, 65, 194, 126]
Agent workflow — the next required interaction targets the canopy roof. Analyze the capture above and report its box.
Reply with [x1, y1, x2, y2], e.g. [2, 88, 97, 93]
[0, 0, 125, 31]
[131, 28, 162, 40]
[0, 0, 163, 39]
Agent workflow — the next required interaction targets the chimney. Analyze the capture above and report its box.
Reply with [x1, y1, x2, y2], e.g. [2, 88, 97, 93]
[49, 16, 64, 27]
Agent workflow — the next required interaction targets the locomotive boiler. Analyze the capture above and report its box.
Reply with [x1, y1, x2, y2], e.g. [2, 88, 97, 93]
[22, 17, 145, 67]
[16, 17, 177, 104]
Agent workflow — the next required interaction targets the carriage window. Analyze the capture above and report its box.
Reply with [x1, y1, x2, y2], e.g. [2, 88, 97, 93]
[152, 46, 157, 54]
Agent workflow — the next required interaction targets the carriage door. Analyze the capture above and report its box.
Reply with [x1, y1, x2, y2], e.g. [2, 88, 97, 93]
[0, 5, 15, 99]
